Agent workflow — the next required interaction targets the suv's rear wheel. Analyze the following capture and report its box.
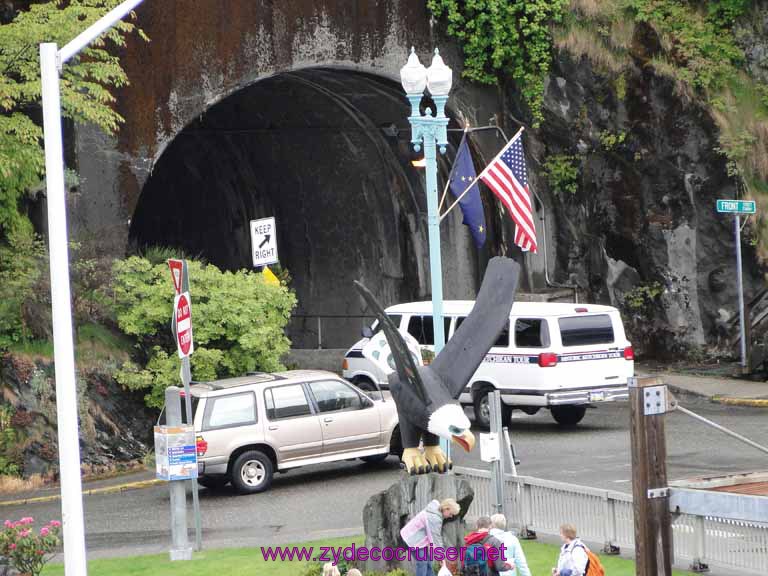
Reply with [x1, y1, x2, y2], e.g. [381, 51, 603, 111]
[551, 405, 587, 427]
[473, 387, 512, 429]
[198, 476, 229, 490]
[231, 450, 273, 494]
[360, 453, 389, 464]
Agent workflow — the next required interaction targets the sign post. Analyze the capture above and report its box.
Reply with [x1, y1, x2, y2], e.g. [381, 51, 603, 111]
[716, 199, 757, 372]
[167, 259, 202, 553]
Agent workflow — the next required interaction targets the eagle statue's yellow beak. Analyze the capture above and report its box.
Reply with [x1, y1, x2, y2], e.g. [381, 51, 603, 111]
[451, 430, 476, 452]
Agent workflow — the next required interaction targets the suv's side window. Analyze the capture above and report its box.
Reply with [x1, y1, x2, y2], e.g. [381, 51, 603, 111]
[514, 318, 550, 348]
[407, 315, 451, 345]
[455, 317, 510, 347]
[203, 392, 256, 430]
[265, 385, 312, 420]
[309, 380, 363, 413]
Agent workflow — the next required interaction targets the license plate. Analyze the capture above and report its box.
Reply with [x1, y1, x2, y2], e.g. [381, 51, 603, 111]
[589, 391, 606, 402]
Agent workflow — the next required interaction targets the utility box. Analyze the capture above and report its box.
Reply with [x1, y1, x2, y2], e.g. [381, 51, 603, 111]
[154, 425, 198, 481]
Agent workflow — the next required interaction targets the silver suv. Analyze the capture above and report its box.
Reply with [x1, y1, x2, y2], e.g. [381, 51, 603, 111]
[187, 370, 401, 494]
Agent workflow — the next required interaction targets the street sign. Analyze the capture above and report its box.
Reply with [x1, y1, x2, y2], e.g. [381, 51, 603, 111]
[174, 292, 194, 358]
[154, 425, 198, 481]
[250, 217, 278, 267]
[168, 259, 183, 294]
[717, 199, 756, 214]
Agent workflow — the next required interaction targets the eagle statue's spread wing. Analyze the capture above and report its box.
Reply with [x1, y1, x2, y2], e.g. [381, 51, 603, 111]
[353, 280, 429, 404]
[430, 257, 520, 399]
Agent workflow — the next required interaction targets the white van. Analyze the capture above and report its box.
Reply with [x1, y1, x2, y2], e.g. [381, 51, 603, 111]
[342, 301, 634, 428]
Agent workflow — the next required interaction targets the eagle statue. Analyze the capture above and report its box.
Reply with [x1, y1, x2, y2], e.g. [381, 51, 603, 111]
[354, 256, 520, 474]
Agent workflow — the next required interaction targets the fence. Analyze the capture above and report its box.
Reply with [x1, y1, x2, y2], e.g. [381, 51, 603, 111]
[444, 466, 768, 576]
[287, 314, 374, 349]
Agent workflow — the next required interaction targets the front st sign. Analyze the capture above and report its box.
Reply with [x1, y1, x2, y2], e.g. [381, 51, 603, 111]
[250, 217, 278, 267]
[174, 292, 194, 358]
[717, 199, 756, 214]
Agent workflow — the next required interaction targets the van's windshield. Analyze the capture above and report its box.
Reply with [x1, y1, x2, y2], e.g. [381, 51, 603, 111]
[368, 314, 402, 335]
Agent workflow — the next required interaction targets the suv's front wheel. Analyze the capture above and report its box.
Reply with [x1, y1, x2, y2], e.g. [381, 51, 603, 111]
[551, 405, 587, 427]
[474, 387, 512, 429]
[231, 450, 274, 494]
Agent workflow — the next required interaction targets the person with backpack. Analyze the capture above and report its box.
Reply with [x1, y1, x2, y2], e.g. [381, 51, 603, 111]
[401, 498, 461, 576]
[552, 523, 604, 576]
[489, 514, 530, 576]
[463, 516, 511, 576]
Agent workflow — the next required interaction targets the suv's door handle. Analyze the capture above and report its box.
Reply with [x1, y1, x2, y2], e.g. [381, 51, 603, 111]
[268, 425, 278, 431]
[324, 417, 334, 423]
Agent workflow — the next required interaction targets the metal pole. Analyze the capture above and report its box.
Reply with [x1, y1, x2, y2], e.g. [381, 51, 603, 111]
[165, 387, 192, 561]
[675, 404, 768, 456]
[424, 134, 446, 355]
[735, 215, 747, 370]
[40, 42, 88, 576]
[181, 359, 202, 551]
[488, 391, 505, 514]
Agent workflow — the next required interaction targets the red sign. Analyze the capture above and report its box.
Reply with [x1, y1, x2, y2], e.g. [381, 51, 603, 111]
[175, 292, 193, 358]
[168, 259, 183, 295]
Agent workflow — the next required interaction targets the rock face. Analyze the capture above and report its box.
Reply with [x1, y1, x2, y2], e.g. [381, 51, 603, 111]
[513, 46, 766, 356]
[363, 472, 474, 574]
[0, 353, 154, 478]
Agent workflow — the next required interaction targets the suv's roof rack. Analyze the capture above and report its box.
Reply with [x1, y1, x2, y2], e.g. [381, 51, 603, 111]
[206, 372, 284, 390]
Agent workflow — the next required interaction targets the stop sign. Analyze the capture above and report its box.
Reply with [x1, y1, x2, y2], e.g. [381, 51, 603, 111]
[174, 292, 194, 358]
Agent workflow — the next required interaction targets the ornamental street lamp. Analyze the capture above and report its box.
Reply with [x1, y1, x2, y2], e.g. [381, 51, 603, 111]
[400, 47, 452, 357]
[401, 48, 451, 456]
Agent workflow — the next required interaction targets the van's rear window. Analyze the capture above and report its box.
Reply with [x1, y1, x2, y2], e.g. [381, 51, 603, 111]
[558, 315, 614, 346]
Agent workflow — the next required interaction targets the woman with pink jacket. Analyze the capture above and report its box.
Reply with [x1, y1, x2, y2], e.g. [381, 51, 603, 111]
[400, 499, 461, 576]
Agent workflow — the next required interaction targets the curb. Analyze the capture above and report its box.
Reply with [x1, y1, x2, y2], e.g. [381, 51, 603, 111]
[0, 478, 163, 508]
[711, 396, 768, 408]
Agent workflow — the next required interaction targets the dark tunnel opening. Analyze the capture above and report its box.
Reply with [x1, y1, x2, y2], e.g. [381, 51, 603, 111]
[129, 67, 482, 347]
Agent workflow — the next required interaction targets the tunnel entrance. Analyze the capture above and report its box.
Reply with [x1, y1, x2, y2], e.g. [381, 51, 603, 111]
[129, 67, 480, 348]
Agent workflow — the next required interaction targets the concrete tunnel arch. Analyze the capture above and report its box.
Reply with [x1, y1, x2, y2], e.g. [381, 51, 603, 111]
[128, 67, 490, 348]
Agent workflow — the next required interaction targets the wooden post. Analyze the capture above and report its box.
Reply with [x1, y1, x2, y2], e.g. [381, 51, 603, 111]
[629, 377, 673, 576]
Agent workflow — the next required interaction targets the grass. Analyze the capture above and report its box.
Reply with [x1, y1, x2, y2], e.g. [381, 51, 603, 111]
[0, 473, 47, 494]
[40, 536, 696, 576]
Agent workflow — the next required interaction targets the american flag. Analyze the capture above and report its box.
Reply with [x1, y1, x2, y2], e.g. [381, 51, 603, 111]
[479, 132, 537, 252]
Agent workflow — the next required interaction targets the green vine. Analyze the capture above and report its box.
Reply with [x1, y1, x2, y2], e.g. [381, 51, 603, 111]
[427, 0, 569, 127]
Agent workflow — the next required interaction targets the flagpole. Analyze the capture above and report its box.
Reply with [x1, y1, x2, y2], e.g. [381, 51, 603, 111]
[438, 128, 468, 212]
[440, 126, 524, 222]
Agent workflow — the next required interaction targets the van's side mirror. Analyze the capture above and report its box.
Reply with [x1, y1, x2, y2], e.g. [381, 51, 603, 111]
[361, 326, 374, 339]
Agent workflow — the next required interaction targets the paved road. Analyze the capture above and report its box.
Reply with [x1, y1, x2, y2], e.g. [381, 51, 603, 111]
[3, 394, 767, 558]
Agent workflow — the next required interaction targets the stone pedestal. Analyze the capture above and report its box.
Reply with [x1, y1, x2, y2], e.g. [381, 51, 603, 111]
[363, 472, 474, 574]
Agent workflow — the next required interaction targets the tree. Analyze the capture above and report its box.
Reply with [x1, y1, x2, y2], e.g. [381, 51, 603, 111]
[0, 0, 145, 236]
[112, 257, 298, 408]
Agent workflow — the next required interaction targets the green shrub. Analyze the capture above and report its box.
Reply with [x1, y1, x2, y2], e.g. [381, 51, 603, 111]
[599, 130, 626, 151]
[543, 154, 580, 195]
[112, 256, 297, 408]
[0, 406, 21, 477]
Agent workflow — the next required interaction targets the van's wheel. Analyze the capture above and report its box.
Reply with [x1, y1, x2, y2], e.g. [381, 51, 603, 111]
[231, 450, 273, 494]
[474, 388, 511, 430]
[352, 377, 382, 400]
[551, 405, 587, 427]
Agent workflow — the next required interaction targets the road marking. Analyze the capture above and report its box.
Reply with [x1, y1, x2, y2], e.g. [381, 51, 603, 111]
[712, 396, 768, 408]
[0, 478, 162, 507]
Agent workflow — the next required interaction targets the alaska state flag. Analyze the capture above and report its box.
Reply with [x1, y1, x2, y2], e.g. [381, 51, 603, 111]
[448, 136, 486, 248]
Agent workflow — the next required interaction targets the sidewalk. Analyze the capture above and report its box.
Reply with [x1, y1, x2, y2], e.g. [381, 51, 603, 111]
[638, 363, 768, 407]
[0, 468, 159, 506]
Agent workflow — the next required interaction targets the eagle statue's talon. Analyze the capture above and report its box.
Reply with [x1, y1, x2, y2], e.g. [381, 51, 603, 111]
[423, 445, 449, 474]
[401, 447, 431, 475]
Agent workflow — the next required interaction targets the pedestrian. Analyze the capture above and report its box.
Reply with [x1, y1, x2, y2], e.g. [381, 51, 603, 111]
[346, 569, 362, 576]
[323, 563, 341, 576]
[489, 514, 530, 576]
[463, 516, 510, 576]
[552, 523, 588, 576]
[401, 498, 461, 576]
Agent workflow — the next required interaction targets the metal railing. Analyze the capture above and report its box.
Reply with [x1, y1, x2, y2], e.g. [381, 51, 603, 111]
[447, 466, 768, 575]
[288, 314, 374, 349]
